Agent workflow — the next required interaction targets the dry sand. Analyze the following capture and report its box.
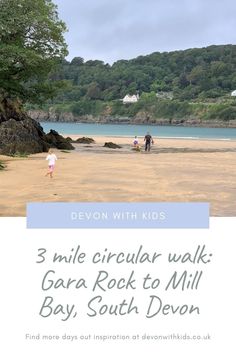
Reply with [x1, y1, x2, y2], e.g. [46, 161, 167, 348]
[0, 135, 236, 216]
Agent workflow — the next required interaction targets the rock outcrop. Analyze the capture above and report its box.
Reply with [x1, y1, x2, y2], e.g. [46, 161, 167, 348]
[0, 98, 74, 155]
[44, 130, 74, 150]
[75, 137, 95, 144]
[28, 109, 76, 122]
[103, 142, 122, 149]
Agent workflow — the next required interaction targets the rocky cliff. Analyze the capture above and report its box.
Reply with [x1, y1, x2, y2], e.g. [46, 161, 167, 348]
[0, 98, 74, 155]
[28, 109, 236, 128]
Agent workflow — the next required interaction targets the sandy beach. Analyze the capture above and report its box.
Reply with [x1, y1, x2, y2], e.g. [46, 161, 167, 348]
[0, 135, 236, 216]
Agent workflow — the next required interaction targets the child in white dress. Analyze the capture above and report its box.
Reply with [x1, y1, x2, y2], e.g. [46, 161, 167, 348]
[45, 150, 57, 178]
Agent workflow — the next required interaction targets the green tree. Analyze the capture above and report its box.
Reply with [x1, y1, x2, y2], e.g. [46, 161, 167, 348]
[0, 0, 68, 102]
[86, 82, 101, 100]
[70, 57, 84, 66]
[187, 65, 205, 85]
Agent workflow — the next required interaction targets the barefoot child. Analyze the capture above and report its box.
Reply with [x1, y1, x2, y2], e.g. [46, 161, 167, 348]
[45, 150, 57, 178]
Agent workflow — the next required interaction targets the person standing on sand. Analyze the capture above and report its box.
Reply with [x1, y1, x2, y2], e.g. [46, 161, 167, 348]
[144, 132, 154, 152]
[45, 149, 57, 178]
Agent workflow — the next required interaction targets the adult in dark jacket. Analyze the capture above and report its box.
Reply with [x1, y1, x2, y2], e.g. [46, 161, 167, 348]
[144, 132, 154, 152]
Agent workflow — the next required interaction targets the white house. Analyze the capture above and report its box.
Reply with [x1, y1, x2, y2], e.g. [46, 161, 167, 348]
[231, 90, 236, 97]
[122, 94, 139, 104]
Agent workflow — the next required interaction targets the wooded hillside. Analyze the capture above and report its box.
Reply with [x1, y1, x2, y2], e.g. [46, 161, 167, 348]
[28, 45, 236, 123]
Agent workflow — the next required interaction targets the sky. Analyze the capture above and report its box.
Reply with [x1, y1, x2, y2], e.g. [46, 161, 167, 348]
[54, 0, 236, 64]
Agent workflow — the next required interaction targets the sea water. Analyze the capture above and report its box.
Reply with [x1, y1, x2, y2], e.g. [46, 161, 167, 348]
[41, 122, 236, 140]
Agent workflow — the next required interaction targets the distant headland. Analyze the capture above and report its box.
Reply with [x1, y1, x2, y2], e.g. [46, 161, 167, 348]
[27, 45, 236, 128]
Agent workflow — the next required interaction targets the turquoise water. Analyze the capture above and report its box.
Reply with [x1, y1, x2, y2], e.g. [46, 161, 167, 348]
[41, 122, 236, 140]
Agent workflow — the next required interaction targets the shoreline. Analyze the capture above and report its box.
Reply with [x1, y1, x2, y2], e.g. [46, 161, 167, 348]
[1, 136, 236, 217]
[65, 135, 236, 148]
[70, 135, 235, 142]
[39, 122, 236, 142]
[39, 120, 236, 129]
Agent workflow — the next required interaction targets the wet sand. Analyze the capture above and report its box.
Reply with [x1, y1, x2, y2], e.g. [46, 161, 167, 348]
[0, 136, 236, 216]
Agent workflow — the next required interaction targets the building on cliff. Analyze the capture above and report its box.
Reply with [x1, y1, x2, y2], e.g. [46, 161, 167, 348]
[122, 94, 139, 104]
[231, 90, 236, 97]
